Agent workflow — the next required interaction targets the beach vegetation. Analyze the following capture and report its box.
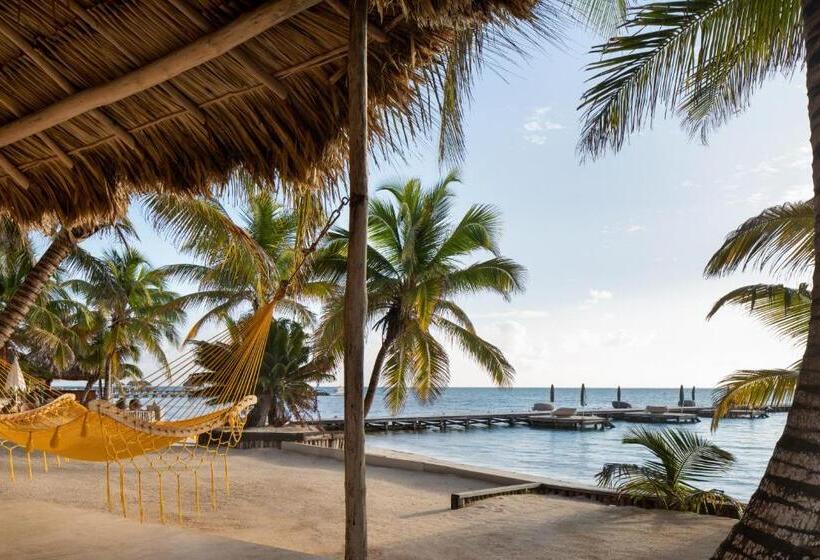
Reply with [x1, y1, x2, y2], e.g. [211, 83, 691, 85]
[191, 318, 333, 427]
[597, 427, 743, 518]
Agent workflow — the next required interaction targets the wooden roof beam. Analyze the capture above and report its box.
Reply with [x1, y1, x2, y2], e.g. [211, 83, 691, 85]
[0, 92, 73, 169]
[0, 153, 29, 190]
[167, 0, 289, 100]
[324, 0, 389, 43]
[0, 18, 141, 154]
[0, 0, 321, 150]
[65, 0, 209, 126]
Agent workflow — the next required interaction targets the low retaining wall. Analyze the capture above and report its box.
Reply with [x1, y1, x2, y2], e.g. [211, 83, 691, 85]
[281, 442, 742, 519]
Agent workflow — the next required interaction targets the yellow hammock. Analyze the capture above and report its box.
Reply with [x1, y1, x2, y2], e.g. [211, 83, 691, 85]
[0, 298, 274, 462]
[0, 299, 276, 522]
[0, 393, 256, 462]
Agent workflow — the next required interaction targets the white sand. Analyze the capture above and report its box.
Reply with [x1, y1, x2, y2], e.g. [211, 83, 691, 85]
[0, 448, 736, 559]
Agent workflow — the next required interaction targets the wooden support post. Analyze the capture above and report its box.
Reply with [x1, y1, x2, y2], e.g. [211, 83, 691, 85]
[344, 0, 368, 557]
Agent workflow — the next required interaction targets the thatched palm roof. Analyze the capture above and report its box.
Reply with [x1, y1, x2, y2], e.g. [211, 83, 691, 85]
[0, 0, 542, 226]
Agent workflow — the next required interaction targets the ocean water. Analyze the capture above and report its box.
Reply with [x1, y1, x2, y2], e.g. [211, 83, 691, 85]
[316, 387, 788, 501]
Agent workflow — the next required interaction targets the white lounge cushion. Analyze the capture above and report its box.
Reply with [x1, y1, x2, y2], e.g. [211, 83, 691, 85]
[552, 407, 577, 418]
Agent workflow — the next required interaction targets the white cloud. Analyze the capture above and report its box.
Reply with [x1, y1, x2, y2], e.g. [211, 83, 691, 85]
[587, 289, 613, 302]
[474, 308, 550, 319]
[522, 106, 564, 144]
[561, 328, 657, 354]
[579, 289, 614, 310]
[625, 224, 646, 233]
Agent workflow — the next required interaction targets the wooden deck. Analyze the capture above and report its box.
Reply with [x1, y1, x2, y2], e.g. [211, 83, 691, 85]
[529, 415, 613, 430]
[695, 409, 770, 419]
[298, 404, 784, 434]
[622, 411, 700, 424]
[307, 411, 618, 432]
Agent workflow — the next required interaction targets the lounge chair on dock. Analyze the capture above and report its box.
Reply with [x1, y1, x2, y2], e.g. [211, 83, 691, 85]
[532, 403, 554, 412]
[624, 405, 700, 424]
[529, 408, 613, 430]
[611, 401, 632, 409]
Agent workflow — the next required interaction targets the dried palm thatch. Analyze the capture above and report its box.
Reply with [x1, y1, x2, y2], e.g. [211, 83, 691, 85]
[0, 0, 551, 227]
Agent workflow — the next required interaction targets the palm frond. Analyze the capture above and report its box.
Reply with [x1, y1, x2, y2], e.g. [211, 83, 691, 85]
[711, 366, 798, 429]
[704, 199, 813, 278]
[578, 0, 803, 159]
[563, 0, 631, 35]
[706, 283, 810, 344]
[434, 316, 514, 387]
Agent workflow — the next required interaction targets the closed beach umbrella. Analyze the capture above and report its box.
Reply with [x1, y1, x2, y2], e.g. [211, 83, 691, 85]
[4, 357, 25, 393]
[691, 386, 696, 402]
[679, 385, 685, 407]
[616, 385, 621, 402]
[580, 383, 587, 407]
[549, 384, 555, 403]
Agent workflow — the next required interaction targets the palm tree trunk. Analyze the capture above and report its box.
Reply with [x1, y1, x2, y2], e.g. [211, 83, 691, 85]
[363, 331, 396, 417]
[81, 374, 99, 403]
[0, 226, 93, 352]
[249, 393, 272, 427]
[712, 4, 820, 556]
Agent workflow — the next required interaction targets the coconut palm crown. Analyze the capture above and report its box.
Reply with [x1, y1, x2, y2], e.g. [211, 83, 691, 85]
[64, 247, 183, 397]
[314, 171, 525, 415]
[145, 182, 333, 341]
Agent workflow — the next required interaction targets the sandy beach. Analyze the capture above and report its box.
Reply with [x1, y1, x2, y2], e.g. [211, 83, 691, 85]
[0, 446, 736, 559]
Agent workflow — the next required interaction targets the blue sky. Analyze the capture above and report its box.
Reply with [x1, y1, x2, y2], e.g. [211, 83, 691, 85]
[88, 28, 810, 388]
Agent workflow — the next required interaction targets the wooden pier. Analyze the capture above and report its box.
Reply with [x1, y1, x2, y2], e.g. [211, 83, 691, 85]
[309, 411, 618, 432]
[530, 415, 613, 430]
[695, 408, 770, 420]
[303, 404, 784, 434]
[622, 411, 700, 424]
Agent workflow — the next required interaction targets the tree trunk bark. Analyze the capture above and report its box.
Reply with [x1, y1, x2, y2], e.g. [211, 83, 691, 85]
[80, 374, 99, 403]
[363, 331, 396, 417]
[712, 4, 820, 557]
[0, 225, 94, 352]
[344, 1, 369, 557]
[249, 392, 272, 427]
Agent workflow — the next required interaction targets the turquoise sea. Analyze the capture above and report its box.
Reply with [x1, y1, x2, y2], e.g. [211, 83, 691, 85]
[316, 387, 787, 501]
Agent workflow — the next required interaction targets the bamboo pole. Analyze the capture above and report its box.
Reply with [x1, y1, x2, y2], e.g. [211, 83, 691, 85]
[344, 0, 368, 557]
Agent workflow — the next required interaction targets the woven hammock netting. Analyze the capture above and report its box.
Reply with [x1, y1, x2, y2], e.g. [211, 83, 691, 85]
[0, 299, 277, 523]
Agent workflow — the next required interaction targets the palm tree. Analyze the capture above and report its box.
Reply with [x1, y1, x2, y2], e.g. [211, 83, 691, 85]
[0, 219, 80, 372]
[144, 186, 332, 341]
[314, 172, 525, 415]
[0, 222, 99, 353]
[64, 247, 184, 399]
[597, 427, 742, 517]
[191, 318, 334, 427]
[577, 2, 820, 555]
